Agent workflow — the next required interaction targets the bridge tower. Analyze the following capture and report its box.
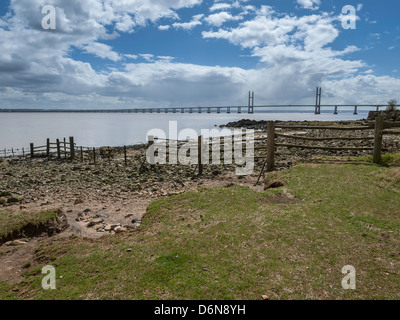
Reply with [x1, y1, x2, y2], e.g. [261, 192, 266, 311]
[315, 87, 322, 114]
[248, 91, 254, 114]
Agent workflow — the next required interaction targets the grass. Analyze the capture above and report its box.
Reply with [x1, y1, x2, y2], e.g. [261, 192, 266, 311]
[1, 160, 400, 300]
[0, 210, 59, 241]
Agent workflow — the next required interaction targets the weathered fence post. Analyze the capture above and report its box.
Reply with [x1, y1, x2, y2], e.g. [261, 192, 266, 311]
[373, 115, 384, 164]
[63, 138, 67, 159]
[69, 137, 75, 160]
[30, 143, 34, 158]
[198, 135, 203, 175]
[56, 139, 61, 159]
[334, 106, 338, 115]
[22, 148, 25, 158]
[46, 138, 50, 157]
[354, 105, 358, 115]
[266, 121, 276, 172]
[148, 136, 155, 170]
[80, 147, 84, 162]
[93, 147, 96, 164]
[124, 146, 127, 166]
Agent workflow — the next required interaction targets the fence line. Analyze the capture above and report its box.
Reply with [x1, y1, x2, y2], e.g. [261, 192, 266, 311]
[264, 115, 393, 173]
[1, 117, 399, 184]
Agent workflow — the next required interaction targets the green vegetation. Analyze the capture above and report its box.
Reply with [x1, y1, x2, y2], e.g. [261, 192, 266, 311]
[0, 210, 58, 240]
[1, 159, 400, 300]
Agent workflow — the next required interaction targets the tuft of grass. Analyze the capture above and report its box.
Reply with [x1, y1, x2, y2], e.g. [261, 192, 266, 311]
[1, 163, 400, 300]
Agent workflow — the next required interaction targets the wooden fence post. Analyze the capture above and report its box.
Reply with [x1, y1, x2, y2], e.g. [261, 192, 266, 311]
[80, 147, 84, 162]
[124, 146, 127, 166]
[30, 143, 34, 158]
[69, 137, 75, 160]
[63, 138, 67, 159]
[148, 136, 155, 170]
[93, 147, 96, 164]
[56, 139, 61, 159]
[46, 139, 50, 157]
[373, 115, 384, 164]
[198, 135, 203, 175]
[266, 121, 276, 172]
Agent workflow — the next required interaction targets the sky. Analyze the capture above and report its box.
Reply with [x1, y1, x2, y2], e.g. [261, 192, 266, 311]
[0, 0, 399, 109]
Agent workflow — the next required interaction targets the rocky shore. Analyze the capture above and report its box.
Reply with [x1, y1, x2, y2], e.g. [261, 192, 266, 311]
[1, 118, 399, 240]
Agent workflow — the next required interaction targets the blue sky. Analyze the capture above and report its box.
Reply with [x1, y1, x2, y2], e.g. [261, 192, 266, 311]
[0, 0, 399, 109]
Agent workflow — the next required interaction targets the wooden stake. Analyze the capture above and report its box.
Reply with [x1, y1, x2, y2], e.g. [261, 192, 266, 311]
[69, 137, 75, 160]
[56, 139, 61, 159]
[373, 115, 384, 164]
[266, 121, 275, 172]
[30, 143, 34, 158]
[198, 135, 203, 175]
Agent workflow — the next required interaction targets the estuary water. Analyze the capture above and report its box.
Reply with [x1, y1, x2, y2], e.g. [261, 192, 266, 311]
[0, 109, 369, 150]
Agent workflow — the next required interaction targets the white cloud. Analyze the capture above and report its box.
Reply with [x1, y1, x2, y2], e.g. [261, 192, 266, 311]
[205, 12, 243, 27]
[297, 0, 321, 10]
[158, 25, 171, 31]
[210, 3, 232, 12]
[0, 0, 398, 110]
[172, 14, 204, 30]
[82, 42, 121, 62]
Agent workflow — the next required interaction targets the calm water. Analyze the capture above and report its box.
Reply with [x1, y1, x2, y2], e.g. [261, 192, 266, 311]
[0, 109, 369, 150]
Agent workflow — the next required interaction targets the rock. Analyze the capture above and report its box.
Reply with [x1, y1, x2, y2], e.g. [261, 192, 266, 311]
[74, 199, 84, 205]
[7, 240, 28, 246]
[114, 226, 127, 233]
[104, 225, 112, 232]
[87, 218, 104, 228]
[95, 213, 106, 218]
[261, 295, 269, 300]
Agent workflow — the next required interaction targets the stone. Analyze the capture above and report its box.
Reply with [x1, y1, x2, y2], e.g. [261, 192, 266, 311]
[8, 240, 28, 246]
[87, 218, 104, 228]
[114, 226, 127, 233]
[74, 199, 84, 205]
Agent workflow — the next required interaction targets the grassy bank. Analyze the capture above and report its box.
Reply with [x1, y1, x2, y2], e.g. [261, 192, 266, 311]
[1, 160, 400, 300]
[0, 209, 58, 242]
